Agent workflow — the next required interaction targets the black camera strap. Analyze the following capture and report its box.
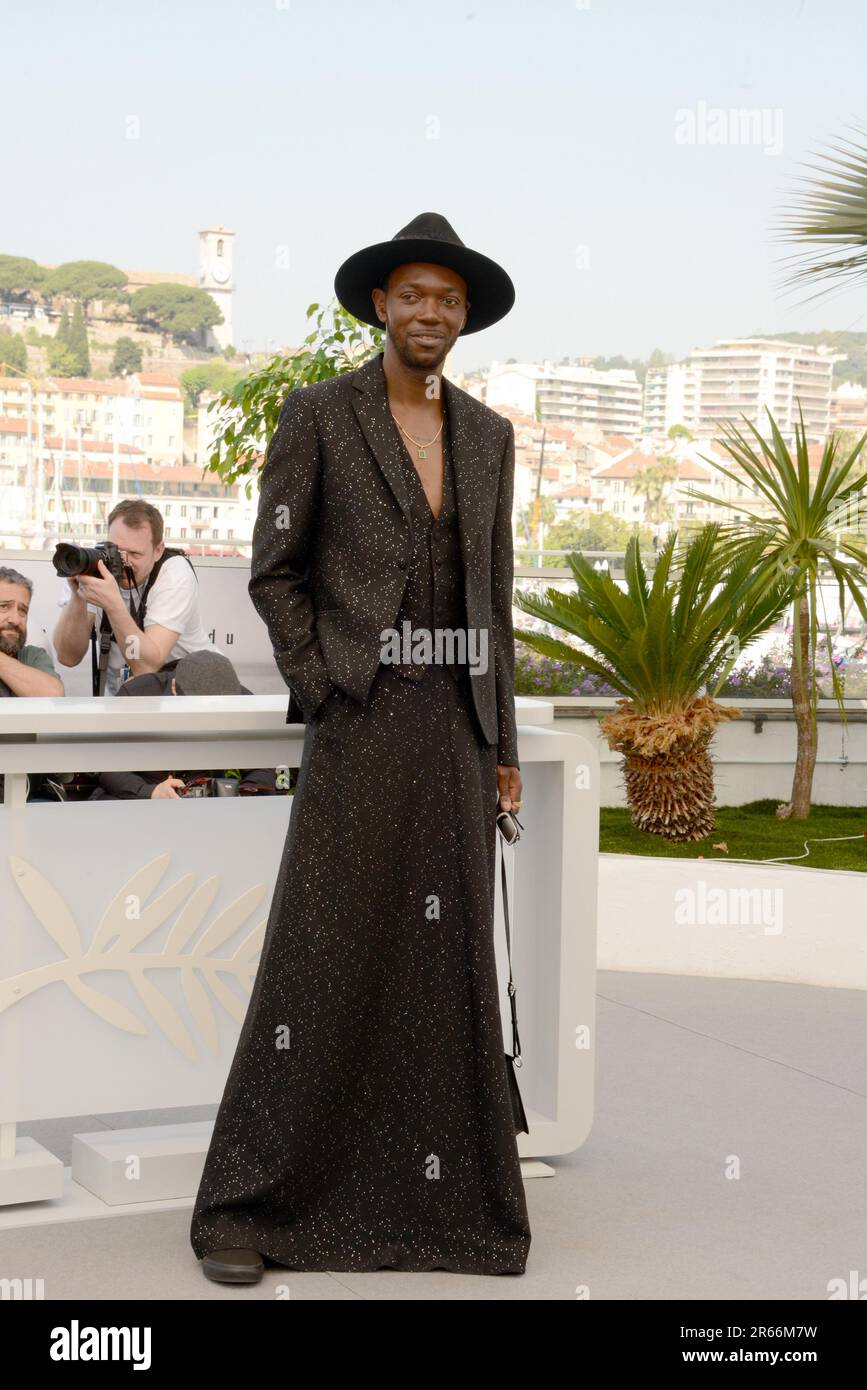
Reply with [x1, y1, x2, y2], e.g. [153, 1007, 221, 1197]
[90, 609, 115, 698]
[89, 548, 197, 697]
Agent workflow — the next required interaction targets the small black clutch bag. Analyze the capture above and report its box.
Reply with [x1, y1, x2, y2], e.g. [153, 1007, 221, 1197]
[496, 808, 529, 1136]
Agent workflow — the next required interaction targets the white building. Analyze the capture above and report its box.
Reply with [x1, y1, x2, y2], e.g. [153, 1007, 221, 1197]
[0, 436, 257, 553]
[0, 372, 184, 465]
[642, 363, 697, 434]
[198, 226, 235, 351]
[485, 360, 642, 435]
[831, 381, 867, 433]
[484, 363, 540, 416]
[685, 338, 839, 442]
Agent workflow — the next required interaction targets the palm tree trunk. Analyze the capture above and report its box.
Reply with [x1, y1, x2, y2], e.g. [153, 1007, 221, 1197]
[622, 741, 717, 841]
[777, 595, 816, 819]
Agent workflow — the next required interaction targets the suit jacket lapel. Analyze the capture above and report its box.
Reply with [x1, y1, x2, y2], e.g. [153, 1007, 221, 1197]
[350, 350, 496, 565]
[350, 351, 413, 531]
[441, 373, 494, 560]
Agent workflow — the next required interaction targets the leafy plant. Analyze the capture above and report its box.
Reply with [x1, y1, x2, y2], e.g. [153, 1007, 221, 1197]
[683, 407, 867, 817]
[514, 525, 790, 841]
[204, 300, 383, 492]
[776, 122, 867, 304]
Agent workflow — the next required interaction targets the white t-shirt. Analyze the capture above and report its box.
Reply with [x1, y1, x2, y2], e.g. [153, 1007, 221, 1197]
[58, 554, 222, 695]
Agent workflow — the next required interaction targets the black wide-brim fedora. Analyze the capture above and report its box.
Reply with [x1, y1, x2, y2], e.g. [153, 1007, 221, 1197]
[334, 211, 515, 336]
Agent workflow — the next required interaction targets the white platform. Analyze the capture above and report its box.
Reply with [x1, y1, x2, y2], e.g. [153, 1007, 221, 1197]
[0, 1151, 555, 1234]
[0, 697, 596, 1214]
[0, 1135, 64, 1205]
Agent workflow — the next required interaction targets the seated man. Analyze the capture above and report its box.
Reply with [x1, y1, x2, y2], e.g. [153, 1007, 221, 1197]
[0, 565, 64, 802]
[88, 649, 279, 800]
[0, 566, 64, 697]
[52, 497, 223, 695]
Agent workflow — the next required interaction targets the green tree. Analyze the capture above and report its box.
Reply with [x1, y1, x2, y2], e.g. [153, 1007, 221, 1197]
[129, 283, 223, 345]
[591, 353, 655, 386]
[67, 302, 90, 375]
[0, 255, 47, 304]
[48, 308, 79, 375]
[42, 260, 128, 317]
[0, 328, 28, 373]
[55, 306, 70, 348]
[647, 347, 672, 370]
[630, 457, 676, 526]
[519, 510, 654, 566]
[110, 336, 143, 375]
[685, 409, 867, 818]
[180, 360, 245, 412]
[205, 301, 383, 489]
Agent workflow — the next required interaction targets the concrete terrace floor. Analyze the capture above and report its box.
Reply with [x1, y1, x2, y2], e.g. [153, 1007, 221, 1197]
[2, 969, 864, 1301]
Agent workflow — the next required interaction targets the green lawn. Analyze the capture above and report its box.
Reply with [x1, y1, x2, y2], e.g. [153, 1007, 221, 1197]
[599, 800, 867, 872]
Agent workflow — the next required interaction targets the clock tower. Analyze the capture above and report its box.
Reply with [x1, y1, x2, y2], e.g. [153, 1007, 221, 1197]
[198, 226, 235, 350]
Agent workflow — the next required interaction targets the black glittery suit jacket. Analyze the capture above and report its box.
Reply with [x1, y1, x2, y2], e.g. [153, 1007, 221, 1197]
[248, 348, 521, 767]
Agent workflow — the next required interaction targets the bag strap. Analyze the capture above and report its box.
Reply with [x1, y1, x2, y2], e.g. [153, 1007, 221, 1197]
[499, 818, 523, 1065]
[130, 548, 196, 629]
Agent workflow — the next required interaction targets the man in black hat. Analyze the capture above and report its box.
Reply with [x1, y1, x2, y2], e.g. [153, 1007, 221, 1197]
[341, 215, 521, 817]
[191, 212, 531, 1284]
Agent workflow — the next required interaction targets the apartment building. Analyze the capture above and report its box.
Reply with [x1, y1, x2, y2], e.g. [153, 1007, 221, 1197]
[0, 441, 257, 553]
[642, 362, 697, 434]
[642, 340, 840, 442]
[0, 372, 185, 464]
[831, 381, 867, 433]
[685, 338, 838, 441]
[485, 360, 642, 435]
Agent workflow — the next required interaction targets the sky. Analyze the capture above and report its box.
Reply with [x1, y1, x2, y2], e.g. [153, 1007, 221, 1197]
[3, 0, 867, 373]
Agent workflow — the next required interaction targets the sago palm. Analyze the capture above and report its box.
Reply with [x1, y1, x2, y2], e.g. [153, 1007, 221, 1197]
[683, 407, 867, 818]
[513, 525, 790, 842]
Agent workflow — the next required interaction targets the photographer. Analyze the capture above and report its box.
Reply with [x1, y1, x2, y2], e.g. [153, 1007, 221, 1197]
[52, 498, 223, 696]
[87, 649, 279, 801]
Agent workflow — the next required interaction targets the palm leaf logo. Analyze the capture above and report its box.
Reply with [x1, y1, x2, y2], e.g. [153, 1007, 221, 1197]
[0, 853, 268, 1061]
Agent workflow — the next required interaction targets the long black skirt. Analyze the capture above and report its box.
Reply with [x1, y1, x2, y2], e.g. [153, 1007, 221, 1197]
[189, 662, 531, 1275]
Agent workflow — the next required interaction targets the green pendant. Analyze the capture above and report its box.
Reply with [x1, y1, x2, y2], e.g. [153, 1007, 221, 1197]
[418, 448, 426, 458]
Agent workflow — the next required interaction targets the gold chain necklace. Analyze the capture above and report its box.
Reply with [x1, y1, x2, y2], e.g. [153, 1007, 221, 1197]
[390, 410, 444, 460]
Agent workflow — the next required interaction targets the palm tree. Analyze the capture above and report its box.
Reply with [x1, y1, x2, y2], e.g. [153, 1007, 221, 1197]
[683, 409, 867, 818]
[775, 123, 867, 303]
[630, 457, 676, 528]
[513, 526, 790, 842]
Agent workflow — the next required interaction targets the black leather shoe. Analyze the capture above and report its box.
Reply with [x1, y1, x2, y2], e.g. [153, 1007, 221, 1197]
[202, 1248, 265, 1284]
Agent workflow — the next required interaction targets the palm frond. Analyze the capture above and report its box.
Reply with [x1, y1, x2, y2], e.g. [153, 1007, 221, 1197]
[513, 524, 791, 715]
[775, 122, 867, 301]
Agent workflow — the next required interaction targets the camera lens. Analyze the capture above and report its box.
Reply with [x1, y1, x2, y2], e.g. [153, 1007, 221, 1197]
[53, 543, 89, 577]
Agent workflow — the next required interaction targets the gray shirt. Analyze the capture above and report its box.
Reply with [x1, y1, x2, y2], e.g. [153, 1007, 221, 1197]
[0, 643, 59, 696]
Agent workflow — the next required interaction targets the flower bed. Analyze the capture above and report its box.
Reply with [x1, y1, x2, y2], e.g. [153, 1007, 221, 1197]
[514, 634, 867, 700]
